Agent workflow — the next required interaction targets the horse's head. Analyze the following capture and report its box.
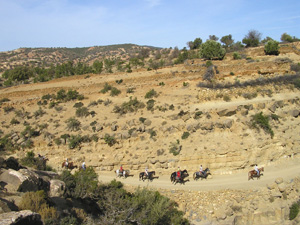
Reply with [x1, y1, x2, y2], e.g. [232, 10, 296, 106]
[261, 167, 264, 172]
[152, 171, 156, 175]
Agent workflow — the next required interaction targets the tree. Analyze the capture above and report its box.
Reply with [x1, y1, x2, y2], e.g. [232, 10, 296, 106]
[92, 60, 103, 74]
[264, 40, 280, 55]
[200, 40, 226, 60]
[187, 38, 202, 50]
[220, 34, 234, 48]
[242, 30, 262, 47]
[209, 35, 219, 41]
[261, 36, 274, 44]
[280, 33, 295, 42]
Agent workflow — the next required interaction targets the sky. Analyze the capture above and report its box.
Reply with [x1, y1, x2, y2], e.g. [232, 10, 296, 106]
[0, 0, 300, 52]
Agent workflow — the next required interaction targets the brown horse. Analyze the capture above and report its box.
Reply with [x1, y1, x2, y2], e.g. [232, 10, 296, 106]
[62, 161, 78, 170]
[248, 167, 264, 180]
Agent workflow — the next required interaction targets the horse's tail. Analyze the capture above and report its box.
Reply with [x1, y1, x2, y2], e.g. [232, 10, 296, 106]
[193, 172, 196, 180]
[248, 171, 251, 180]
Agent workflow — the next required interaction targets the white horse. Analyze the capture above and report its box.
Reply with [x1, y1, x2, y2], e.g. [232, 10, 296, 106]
[116, 169, 129, 178]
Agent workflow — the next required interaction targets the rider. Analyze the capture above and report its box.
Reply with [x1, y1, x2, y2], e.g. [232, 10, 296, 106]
[254, 164, 259, 175]
[65, 158, 69, 168]
[120, 165, 123, 173]
[145, 167, 149, 177]
[82, 162, 86, 171]
[200, 165, 203, 175]
[177, 167, 181, 180]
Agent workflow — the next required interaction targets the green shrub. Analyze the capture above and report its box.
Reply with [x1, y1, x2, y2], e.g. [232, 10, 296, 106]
[264, 40, 280, 55]
[68, 135, 82, 149]
[169, 140, 182, 156]
[3, 106, 14, 113]
[139, 117, 147, 123]
[104, 134, 117, 146]
[183, 82, 189, 87]
[223, 95, 231, 102]
[200, 40, 226, 60]
[242, 30, 262, 47]
[34, 107, 46, 118]
[10, 118, 20, 125]
[181, 132, 190, 140]
[158, 82, 165, 86]
[73, 102, 84, 108]
[194, 111, 203, 119]
[251, 112, 274, 138]
[75, 107, 89, 117]
[293, 78, 300, 89]
[233, 52, 242, 60]
[0, 135, 15, 151]
[65, 117, 81, 131]
[145, 89, 158, 99]
[203, 65, 215, 81]
[110, 87, 121, 96]
[146, 99, 155, 111]
[113, 97, 145, 115]
[289, 202, 300, 220]
[100, 83, 112, 94]
[115, 79, 123, 84]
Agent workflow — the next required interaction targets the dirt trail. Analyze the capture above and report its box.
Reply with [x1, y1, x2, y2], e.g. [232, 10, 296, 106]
[97, 157, 300, 191]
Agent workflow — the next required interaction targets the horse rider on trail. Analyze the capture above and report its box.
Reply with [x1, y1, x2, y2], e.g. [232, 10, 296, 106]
[120, 165, 123, 173]
[145, 167, 149, 177]
[177, 167, 181, 180]
[200, 165, 203, 175]
[65, 158, 69, 168]
[82, 162, 86, 171]
[255, 164, 259, 175]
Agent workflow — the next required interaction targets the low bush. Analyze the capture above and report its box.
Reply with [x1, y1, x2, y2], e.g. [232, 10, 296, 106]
[145, 89, 158, 99]
[289, 201, 300, 220]
[104, 134, 117, 146]
[291, 63, 300, 73]
[68, 135, 83, 149]
[110, 87, 121, 96]
[181, 132, 190, 140]
[233, 52, 241, 60]
[113, 97, 145, 115]
[194, 111, 203, 119]
[76, 107, 90, 117]
[65, 117, 81, 131]
[264, 40, 280, 55]
[100, 83, 112, 94]
[169, 140, 182, 156]
[293, 78, 300, 89]
[251, 112, 274, 138]
[19, 190, 58, 223]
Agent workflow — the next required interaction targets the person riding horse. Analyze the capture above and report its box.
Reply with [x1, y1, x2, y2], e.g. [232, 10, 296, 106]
[81, 162, 86, 171]
[176, 167, 181, 181]
[65, 158, 69, 168]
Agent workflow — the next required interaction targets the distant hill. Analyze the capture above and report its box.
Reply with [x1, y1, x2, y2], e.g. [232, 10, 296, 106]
[0, 44, 162, 71]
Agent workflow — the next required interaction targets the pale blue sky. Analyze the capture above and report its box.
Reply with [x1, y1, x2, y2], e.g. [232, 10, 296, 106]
[0, 0, 299, 52]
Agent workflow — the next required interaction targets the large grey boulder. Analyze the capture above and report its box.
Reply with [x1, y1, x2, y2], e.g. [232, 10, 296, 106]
[0, 169, 50, 193]
[49, 179, 65, 197]
[0, 210, 43, 225]
[289, 109, 299, 117]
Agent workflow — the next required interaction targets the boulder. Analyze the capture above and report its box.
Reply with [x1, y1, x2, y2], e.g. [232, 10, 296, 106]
[275, 177, 283, 184]
[49, 179, 65, 197]
[0, 210, 43, 225]
[201, 122, 214, 130]
[277, 183, 286, 192]
[144, 119, 152, 126]
[111, 124, 118, 131]
[0, 169, 50, 193]
[217, 109, 237, 117]
[289, 109, 299, 117]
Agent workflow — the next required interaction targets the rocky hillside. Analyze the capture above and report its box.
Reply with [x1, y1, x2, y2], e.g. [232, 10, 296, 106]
[1, 42, 300, 224]
[0, 44, 161, 71]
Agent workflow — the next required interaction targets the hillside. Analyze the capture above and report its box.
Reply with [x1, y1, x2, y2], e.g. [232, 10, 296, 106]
[1, 42, 300, 224]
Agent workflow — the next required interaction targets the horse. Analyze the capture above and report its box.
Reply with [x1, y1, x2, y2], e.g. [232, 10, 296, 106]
[248, 167, 264, 180]
[62, 161, 78, 170]
[139, 171, 156, 181]
[193, 168, 211, 180]
[116, 169, 130, 178]
[170, 169, 189, 184]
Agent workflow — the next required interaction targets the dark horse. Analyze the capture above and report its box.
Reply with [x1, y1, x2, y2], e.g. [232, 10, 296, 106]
[139, 171, 155, 181]
[170, 169, 189, 185]
[193, 168, 211, 180]
[62, 161, 78, 170]
[248, 167, 264, 180]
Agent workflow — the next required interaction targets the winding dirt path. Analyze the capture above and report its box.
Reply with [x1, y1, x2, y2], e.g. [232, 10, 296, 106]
[97, 157, 300, 191]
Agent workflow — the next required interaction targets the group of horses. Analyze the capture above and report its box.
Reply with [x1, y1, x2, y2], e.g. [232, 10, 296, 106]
[62, 162, 264, 182]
